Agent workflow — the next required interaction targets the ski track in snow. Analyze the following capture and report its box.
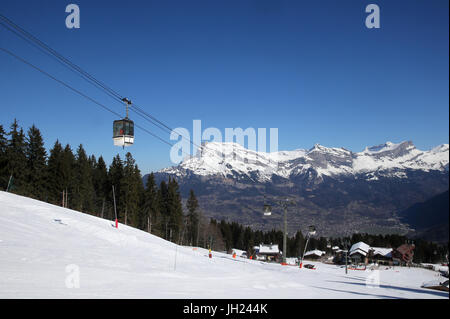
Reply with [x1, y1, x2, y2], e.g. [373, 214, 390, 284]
[0, 191, 448, 299]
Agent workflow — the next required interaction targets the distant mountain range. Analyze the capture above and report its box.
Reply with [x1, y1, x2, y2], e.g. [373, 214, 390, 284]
[147, 141, 449, 237]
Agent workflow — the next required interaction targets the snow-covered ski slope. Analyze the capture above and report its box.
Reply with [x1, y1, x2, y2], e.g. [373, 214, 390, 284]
[0, 191, 447, 299]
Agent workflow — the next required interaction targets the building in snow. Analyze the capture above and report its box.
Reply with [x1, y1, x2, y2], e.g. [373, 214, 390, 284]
[369, 247, 393, 265]
[334, 242, 395, 266]
[303, 249, 326, 260]
[331, 246, 340, 256]
[332, 250, 348, 264]
[392, 244, 415, 266]
[253, 244, 281, 262]
[349, 242, 371, 265]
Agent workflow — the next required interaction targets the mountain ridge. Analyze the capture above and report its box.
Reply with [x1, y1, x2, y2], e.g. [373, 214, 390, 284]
[148, 140, 449, 237]
[159, 141, 449, 181]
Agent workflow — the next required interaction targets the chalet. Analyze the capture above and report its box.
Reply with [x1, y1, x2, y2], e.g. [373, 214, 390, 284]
[333, 250, 348, 264]
[333, 242, 394, 265]
[392, 244, 415, 265]
[369, 247, 393, 265]
[304, 249, 326, 260]
[331, 246, 340, 255]
[349, 242, 370, 265]
[254, 244, 281, 262]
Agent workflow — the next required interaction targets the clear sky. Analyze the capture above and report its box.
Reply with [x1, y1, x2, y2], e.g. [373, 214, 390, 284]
[0, 0, 448, 174]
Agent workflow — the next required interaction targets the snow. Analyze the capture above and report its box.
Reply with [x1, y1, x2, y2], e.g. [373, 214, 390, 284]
[421, 279, 449, 291]
[421, 264, 449, 273]
[257, 244, 280, 254]
[160, 141, 449, 182]
[304, 250, 325, 257]
[0, 191, 447, 299]
[371, 247, 393, 258]
[363, 141, 404, 154]
[231, 249, 247, 257]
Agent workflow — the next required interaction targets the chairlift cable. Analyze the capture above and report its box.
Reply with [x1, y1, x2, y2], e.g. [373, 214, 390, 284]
[0, 47, 172, 147]
[0, 14, 123, 102]
[0, 14, 205, 154]
[0, 47, 226, 174]
[0, 14, 251, 176]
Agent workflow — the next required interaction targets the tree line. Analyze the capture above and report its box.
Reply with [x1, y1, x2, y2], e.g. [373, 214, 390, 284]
[0, 119, 204, 245]
[1, 119, 447, 263]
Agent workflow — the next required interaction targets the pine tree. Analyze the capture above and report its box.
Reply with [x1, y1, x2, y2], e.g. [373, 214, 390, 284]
[143, 173, 159, 233]
[25, 125, 47, 200]
[243, 226, 254, 254]
[73, 144, 94, 213]
[0, 124, 8, 190]
[122, 152, 144, 227]
[109, 154, 124, 221]
[158, 180, 169, 238]
[46, 140, 64, 204]
[186, 189, 199, 246]
[93, 156, 109, 217]
[5, 119, 28, 194]
[61, 144, 76, 208]
[167, 178, 183, 243]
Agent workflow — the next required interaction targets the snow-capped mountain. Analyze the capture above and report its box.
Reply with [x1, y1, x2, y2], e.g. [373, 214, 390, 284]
[151, 141, 449, 237]
[160, 141, 449, 182]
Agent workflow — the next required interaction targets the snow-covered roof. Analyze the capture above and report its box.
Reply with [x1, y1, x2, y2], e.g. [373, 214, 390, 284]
[370, 247, 392, 257]
[332, 246, 340, 250]
[304, 249, 325, 257]
[350, 242, 370, 253]
[349, 242, 370, 256]
[257, 244, 280, 254]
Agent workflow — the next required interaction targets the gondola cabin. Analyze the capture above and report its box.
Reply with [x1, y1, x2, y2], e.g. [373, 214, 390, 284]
[113, 118, 134, 147]
[263, 204, 272, 216]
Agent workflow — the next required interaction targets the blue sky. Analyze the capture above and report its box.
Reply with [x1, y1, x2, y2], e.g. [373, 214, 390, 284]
[0, 0, 448, 174]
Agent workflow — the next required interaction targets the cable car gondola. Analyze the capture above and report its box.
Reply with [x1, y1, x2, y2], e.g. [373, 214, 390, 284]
[113, 98, 134, 148]
[307, 225, 316, 236]
[263, 195, 272, 216]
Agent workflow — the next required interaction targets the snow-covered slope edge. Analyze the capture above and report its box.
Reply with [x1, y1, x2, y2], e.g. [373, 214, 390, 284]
[0, 191, 447, 299]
